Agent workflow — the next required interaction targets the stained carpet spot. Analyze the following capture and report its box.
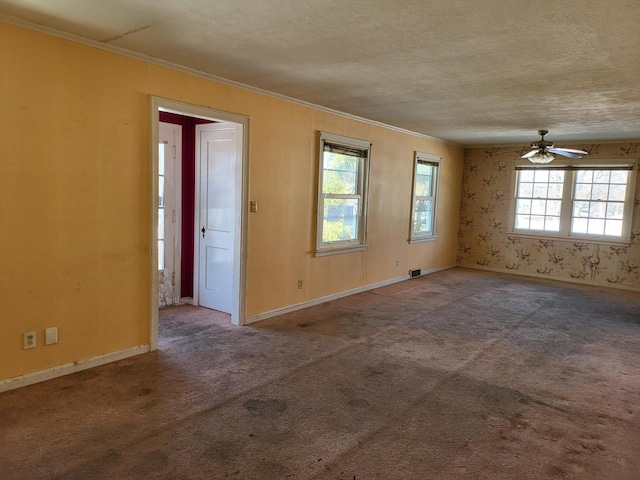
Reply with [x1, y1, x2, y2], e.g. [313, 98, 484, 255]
[348, 398, 370, 408]
[203, 440, 237, 462]
[296, 322, 315, 328]
[243, 398, 287, 418]
[141, 450, 169, 472]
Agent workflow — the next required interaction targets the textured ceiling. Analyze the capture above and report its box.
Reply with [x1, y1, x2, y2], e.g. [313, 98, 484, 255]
[2, 0, 639, 146]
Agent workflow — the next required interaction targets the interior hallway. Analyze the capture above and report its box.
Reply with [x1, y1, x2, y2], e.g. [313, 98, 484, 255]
[1, 268, 639, 479]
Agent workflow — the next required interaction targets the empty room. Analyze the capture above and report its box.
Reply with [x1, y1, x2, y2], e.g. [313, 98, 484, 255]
[1, 1, 639, 479]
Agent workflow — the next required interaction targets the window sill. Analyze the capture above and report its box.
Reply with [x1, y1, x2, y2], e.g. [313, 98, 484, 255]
[315, 244, 367, 257]
[409, 235, 437, 244]
[507, 230, 631, 246]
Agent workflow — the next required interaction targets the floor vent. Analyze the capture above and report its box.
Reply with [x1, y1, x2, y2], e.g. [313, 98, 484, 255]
[409, 268, 421, 278]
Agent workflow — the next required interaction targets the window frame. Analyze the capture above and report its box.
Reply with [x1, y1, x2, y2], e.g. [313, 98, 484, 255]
[158, 140, 167, 271]
[508, 158, 637, 244]
[409, 152, 441, 243]
[315, 132, 371, 256]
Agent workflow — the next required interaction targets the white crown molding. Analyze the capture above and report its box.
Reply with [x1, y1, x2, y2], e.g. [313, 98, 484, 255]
[1, 15, 459, 147]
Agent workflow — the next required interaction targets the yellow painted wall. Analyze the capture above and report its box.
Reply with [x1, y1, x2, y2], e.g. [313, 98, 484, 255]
[0, 23, 464, 382]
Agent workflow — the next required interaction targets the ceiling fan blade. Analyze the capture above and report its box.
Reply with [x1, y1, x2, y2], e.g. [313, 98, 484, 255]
[521, 150, 539, 159]
[548, 148, 582, 159]
[549, 147, 588, 155]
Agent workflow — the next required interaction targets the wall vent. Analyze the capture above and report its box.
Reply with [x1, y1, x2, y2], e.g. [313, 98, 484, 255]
[409, 268, 421, 278]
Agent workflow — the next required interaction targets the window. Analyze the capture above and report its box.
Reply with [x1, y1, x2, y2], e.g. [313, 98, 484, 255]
[511, 159, 637, 243]
[316, 132, 371, 256]
[410, 152, 441, 242]
[158, 141, 166, 270]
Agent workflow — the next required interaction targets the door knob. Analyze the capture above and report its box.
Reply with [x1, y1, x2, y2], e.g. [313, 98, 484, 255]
[201, 226, 206, 238]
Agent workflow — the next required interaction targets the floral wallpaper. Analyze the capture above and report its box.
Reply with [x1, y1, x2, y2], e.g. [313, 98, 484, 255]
[457, 142, 640, 290]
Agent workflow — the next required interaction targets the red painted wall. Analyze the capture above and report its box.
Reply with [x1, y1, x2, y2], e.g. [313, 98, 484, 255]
[159, 111, 214, 298]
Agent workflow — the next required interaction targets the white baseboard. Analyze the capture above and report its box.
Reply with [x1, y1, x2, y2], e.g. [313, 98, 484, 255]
[459, 263, 640, 292]
[244, 264, 455, 325]
[0, 344, 150, 393]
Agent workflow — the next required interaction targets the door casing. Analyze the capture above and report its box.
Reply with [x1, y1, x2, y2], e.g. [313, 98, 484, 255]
[150, 97, 250, 350]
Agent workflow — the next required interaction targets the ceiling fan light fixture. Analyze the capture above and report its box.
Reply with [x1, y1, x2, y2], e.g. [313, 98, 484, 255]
[528, 150, 555, 164]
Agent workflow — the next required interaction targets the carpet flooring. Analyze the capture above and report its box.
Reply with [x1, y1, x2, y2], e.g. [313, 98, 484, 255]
[1, 268, 639, 479]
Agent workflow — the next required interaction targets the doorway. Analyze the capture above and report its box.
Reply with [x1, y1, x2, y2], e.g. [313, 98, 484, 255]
[150, 97, 249, 350]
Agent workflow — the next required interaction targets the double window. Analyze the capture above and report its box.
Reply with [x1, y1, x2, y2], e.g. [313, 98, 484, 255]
[511, 159, 637, 243]
[410, 152, 441, 242]
[316, 132, 371, 256]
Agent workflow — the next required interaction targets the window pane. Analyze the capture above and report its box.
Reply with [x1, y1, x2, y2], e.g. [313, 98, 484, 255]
[518, 182, 533, 198]
[576, 170, 592, 183]
[589, 202, 605, 218]
[531, 199, 546, 215]
[515, 214, 530, 229]
[158, 144, 165, 175]
[593, 170, 610, 183]
[158, 209, 164, 240]
[574, 183, 591, 200]
[323, 153, 358, 194]
[573, 201, 590, 217]
[519, 171, 534, 182]
[587, 219, 605, 235]
[413, 198, 433, 235]
[415, 164, 434, 197]
[548, 183, 563, 199]
[534, 170, 549, 182]
[549, 171, 564, 182]
[533, 183, 548, 198]
[530, 216, 545, 230]
[322, 198, 359, 242]
[516, 199, 531, 214]
[159, 176, 165, 207]
[610, 171, 628, 184]
[572, 217, 588, 233]
[545, 216, 560, 232]
[608, 184, 627, 201]
[591, 183, 609, 200]
[604, 220, 623, 236]
[546, 200, 561, 216]
[158, 240, 164, 270]
[606, 202, 624, 219]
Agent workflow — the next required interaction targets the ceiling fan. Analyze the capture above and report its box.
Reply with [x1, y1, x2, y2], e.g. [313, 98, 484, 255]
[521, 130, 587, 164]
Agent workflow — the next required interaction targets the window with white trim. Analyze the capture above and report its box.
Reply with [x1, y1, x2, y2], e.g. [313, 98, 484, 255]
[510, 159, 637, 243]
[410, 152, 441, 242]
[316, 132, 371, 256]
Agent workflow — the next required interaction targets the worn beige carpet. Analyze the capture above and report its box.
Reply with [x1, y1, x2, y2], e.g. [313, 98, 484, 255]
[1, 268, 639, 479]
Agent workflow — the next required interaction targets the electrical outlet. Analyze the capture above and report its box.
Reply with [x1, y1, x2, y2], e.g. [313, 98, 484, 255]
[395, 259, 400, 267]
[24, 331, 36, 349]
[298, 279, 303, 289]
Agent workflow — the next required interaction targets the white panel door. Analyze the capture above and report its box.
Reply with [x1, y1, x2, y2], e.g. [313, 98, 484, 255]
[196, 122, 241, 313]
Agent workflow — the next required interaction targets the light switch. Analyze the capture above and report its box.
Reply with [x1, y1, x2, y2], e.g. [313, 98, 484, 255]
[250, 201, 258, 213]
